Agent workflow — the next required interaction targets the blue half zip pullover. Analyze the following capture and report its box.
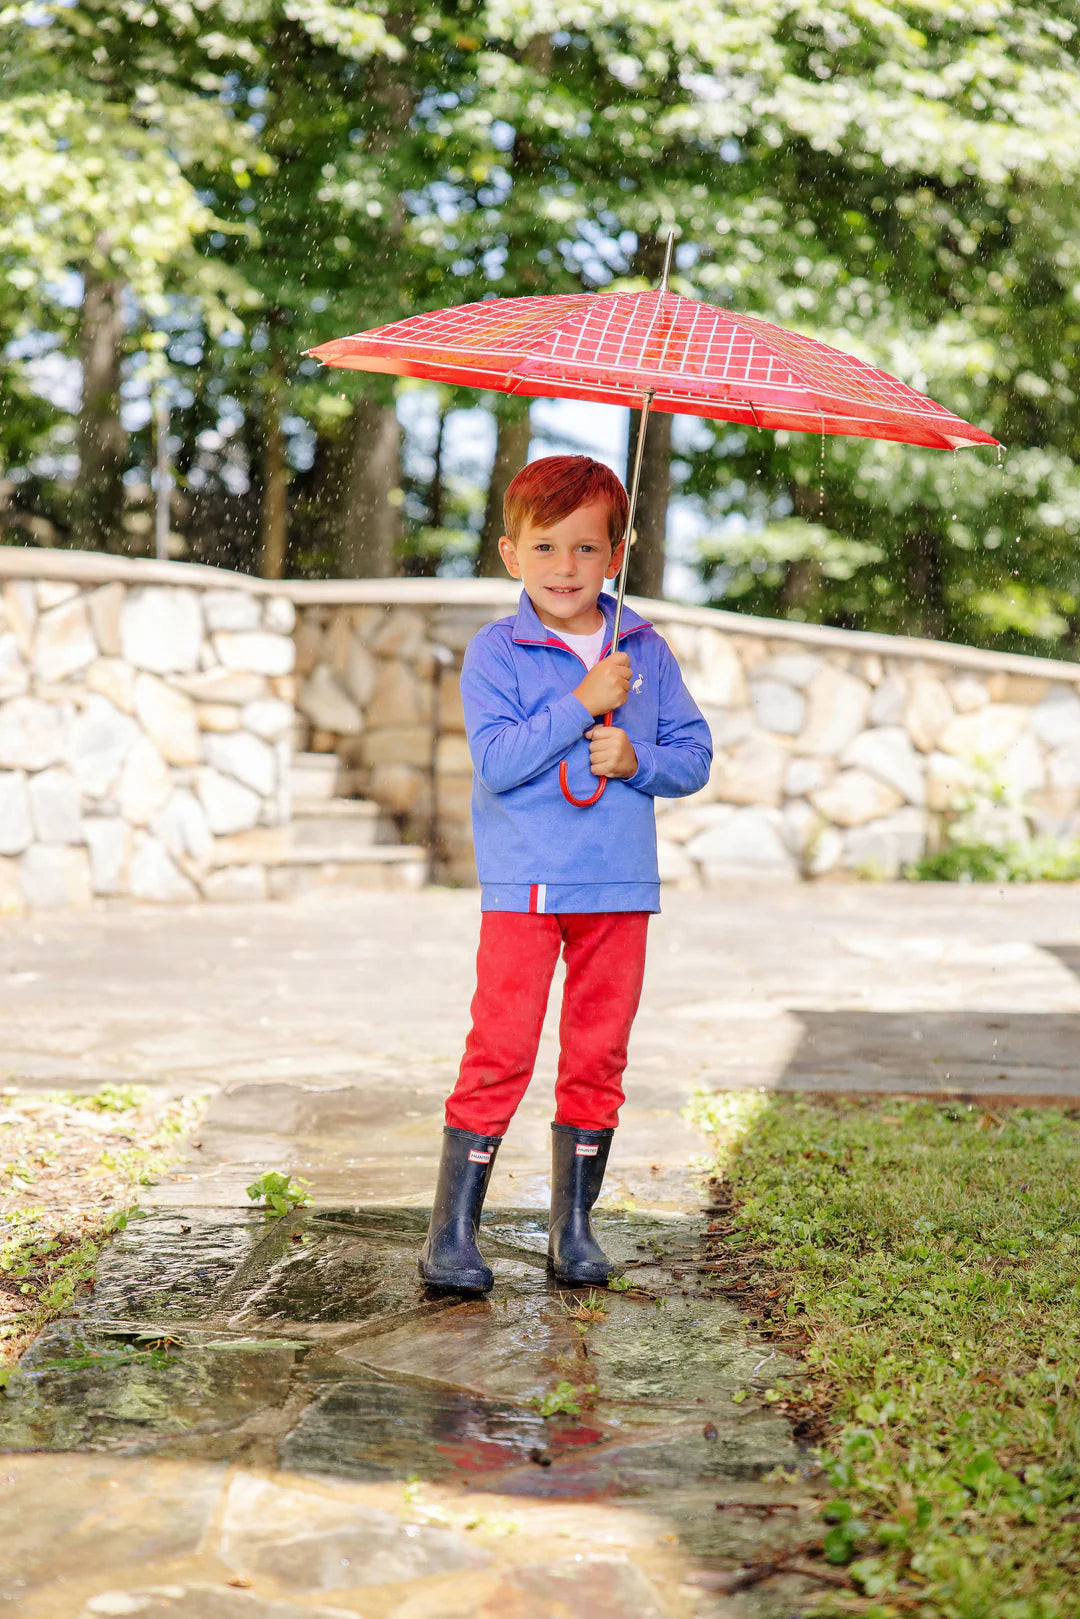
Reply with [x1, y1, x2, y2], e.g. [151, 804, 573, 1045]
[461, 590, 713, 913]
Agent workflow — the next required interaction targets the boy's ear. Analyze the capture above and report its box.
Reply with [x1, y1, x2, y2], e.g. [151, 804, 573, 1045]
[497, 536, 521, 579]
[605, 536, 627, 580]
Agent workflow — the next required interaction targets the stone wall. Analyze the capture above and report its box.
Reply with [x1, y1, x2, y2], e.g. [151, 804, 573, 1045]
[289, 589, 496, 882]
[286, 579, 1080, 886]
[6, 549, 1080, 909]
[0, 552, 296, 911]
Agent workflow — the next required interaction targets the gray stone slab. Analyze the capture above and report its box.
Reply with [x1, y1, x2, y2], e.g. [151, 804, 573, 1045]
[0, 1322, 301, 1454]
[79, 1590, 357, 1619]
[219, 1472, 489, 1590]
[0, 1454, 226, 1601]
[484, 1416, 803, 1499]
[280, 1375, 556, 1482]
[482, 1558, 672, 1619]
[83, 1210, 270, 1324]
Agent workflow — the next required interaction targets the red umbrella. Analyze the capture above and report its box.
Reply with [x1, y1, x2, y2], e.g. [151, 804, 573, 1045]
[311, 284, 995, 453]
[309, 239, 999, 804]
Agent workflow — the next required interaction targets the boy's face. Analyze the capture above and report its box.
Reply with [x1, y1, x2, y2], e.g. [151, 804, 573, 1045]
[498, 498, 625, 635]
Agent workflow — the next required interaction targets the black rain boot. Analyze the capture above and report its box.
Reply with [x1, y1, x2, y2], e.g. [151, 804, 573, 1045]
[548, 1123, 616, 1286]
[418, 1126, 502, 1293]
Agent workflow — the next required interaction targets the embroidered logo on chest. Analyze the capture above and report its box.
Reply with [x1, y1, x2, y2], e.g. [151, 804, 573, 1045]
[632, 674, 644, 694]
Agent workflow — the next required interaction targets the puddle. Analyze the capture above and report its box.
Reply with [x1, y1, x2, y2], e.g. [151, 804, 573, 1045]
[0, 1202, 809, 1553]
[84, 1210, 267, 1323]
[281, 1375, 559, 1480]
[1, 1321, 300, 1453]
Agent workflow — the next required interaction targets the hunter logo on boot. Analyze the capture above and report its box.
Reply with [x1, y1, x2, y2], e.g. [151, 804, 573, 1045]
[575, 1143, 599, 1156]
[468, 1149, 492, 1164]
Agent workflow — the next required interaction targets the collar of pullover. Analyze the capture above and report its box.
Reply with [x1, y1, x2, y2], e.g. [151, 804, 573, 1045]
[511, 589, 652, 651]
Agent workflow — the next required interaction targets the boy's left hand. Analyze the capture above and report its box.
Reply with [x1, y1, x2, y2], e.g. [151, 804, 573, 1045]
[585, 725, 638, 779]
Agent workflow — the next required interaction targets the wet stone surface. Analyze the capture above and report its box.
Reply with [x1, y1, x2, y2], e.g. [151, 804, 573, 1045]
[0, 1322, 301, 1455]
[0, 1208, 803, 1468]
[85, 1209, 268, 1323]
[0, 1203, 814, 1615]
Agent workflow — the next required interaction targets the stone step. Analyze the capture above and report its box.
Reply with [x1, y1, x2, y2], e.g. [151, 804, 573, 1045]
[267, 845, 427, 898]
[209, 826, 427, 889]
[291, 797, 395, 851]
[288, 752, 341, 802]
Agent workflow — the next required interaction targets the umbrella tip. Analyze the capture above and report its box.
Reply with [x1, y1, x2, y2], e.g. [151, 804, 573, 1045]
[658, 229, 676, 294]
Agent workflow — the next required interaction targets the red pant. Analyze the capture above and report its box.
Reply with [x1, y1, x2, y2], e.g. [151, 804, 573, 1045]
[445, 911, 650, 1137]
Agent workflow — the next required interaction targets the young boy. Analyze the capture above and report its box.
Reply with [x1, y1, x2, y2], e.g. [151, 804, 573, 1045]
[419, 454, 713, 1292]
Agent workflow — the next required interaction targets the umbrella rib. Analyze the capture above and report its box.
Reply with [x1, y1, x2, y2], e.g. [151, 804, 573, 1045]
[678, 298, 706, 380]
[653, 297, 685, 376]
[613, 289, 666, 370]
[571, 295, 621, 366]
[719, 320, 739, 380]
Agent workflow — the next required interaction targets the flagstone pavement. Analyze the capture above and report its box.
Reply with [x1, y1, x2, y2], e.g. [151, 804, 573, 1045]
[1, 881, 1079, 1619]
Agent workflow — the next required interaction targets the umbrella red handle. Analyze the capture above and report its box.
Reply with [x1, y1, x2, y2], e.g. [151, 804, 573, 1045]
[559, 710, 613, 808]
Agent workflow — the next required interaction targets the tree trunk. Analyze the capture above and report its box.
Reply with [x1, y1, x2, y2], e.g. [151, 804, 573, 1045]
[74, 269, 127, 552]
[476, 403, 531, 576]
[339, 394, 401, 578]
[259, 351, 288, 579]
[783, 477, 824, 616]
[624, 406, 671, 598]
[428, 405, 446, 532]
[779, 557, 823, 615]
[903, 528, 946, 638]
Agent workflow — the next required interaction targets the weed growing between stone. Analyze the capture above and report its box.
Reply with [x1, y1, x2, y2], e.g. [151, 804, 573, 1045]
[689, 1092, 1080, 1618]
[531, 1379, 597, 1419]
[0, 1084, 204, 1378]
[245, 1170, 313, 1217]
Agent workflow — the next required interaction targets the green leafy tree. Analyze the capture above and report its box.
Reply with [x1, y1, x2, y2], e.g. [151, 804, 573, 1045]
[0, 0, 262, 549]
[662, 0, 1080, 650]
[4, 0, 1080, 668]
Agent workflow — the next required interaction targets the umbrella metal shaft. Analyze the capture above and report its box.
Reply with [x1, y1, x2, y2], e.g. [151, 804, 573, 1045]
[612, 234, 673, 651]
[611, 388, 654, 653]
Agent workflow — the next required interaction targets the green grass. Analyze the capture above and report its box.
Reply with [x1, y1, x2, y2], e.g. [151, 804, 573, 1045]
[906, 839, 1080, 883]
[0, 1085, 204, 1378]
[689, 1093, 1080, 1619]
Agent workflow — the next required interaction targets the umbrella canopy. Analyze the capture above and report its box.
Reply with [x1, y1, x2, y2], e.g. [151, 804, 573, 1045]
[309, 288, 998, 453]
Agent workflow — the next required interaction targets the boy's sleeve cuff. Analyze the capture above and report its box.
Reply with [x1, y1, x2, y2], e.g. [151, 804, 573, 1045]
[554, 690, 595, 738]
[626, 741, 657, 791]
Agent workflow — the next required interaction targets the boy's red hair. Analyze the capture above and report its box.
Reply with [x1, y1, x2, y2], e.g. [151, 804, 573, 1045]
[503, 455, 629, 547]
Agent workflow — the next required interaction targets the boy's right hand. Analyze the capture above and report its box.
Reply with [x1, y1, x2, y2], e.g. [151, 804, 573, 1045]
[574, 652, 633, 717]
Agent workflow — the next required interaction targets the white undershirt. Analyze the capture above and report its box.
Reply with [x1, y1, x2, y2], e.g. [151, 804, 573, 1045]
[556, 622, 607, 670]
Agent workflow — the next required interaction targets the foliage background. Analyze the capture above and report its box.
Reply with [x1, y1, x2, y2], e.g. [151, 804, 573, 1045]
[3, 0, 1080, 655]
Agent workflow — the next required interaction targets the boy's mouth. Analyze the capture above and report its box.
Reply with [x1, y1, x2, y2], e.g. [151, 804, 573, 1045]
[545, 586, 581, 597]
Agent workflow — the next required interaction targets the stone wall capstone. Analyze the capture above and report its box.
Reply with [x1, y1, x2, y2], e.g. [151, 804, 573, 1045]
[5, 549, 1080, 909]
